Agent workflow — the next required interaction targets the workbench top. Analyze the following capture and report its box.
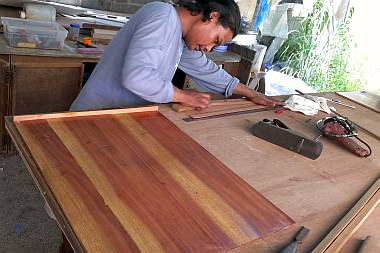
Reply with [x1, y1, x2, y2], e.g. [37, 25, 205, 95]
[159, 92, 380, 252]
[5, 91, 380, 252]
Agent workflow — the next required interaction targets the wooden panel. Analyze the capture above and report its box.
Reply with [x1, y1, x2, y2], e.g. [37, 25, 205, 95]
[8, 109, 294, 253]
[10, 63, 83, 115]
[235, 58, 252, 85]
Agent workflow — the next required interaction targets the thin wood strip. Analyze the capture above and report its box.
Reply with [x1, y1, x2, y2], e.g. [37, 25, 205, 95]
[312, 177, 380, 253]
[172, 99, 254, 112]
[13, 105, 159, 122]
[189, 105, 270, 119]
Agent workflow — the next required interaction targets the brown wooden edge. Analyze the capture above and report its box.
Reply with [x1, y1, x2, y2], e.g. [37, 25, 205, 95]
[311, 177, 380, 253]
[171, 99, 254, 112]
[13, 105, 159, 122]
[4, 116, 86, 253]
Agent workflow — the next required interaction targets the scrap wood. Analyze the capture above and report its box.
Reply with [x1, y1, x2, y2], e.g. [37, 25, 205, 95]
[171, 98, 254, 112]
[312, 177, 380, 253]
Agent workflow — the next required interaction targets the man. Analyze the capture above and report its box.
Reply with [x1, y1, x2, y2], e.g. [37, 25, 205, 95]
[70, 0, 282, 111]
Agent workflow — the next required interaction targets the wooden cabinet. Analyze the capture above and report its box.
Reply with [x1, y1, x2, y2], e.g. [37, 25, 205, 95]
[0, 55, 93, 153]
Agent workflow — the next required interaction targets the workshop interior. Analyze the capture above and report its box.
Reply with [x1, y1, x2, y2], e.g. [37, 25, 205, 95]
[0, 1, 379, 253]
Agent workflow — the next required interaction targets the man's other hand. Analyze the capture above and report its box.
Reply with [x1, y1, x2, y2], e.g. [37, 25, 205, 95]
[233, 83, 284, 107]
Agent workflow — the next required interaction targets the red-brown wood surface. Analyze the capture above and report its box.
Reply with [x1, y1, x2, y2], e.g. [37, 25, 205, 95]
[11, 110, 294, 253]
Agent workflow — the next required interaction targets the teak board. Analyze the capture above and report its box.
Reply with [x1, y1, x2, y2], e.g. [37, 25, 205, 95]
[6, 107, 294, 253]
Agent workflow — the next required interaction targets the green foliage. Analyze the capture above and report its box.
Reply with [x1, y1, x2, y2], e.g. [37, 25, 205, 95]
[275, 0, 365, 91]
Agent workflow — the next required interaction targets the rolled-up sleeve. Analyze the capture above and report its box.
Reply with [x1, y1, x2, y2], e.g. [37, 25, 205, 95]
[121, 13, 173, 103]
[178, 47, 240, 97]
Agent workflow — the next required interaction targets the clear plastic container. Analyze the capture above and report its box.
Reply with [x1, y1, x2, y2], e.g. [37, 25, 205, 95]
[23, 3, 56, 22]
[1, 17, 68, 50]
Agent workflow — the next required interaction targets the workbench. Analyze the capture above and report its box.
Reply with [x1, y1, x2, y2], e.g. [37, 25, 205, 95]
[5, 91, 380, 252]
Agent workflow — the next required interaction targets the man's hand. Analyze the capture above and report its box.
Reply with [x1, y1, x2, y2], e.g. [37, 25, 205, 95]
[172, 87, 211, 109]
[233, 83, 284, 107]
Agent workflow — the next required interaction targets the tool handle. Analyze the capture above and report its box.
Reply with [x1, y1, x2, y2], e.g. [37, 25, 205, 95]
[295, 226, 310, 243]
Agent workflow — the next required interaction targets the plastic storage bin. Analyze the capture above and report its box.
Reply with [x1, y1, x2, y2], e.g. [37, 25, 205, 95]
[1, 17, 68, 50]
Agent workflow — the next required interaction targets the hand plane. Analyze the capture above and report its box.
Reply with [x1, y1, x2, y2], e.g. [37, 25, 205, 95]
[252, 119, 323, 159]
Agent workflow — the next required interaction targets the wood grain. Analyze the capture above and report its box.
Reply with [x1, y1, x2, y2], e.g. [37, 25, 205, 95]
[9, 110, 294, 253]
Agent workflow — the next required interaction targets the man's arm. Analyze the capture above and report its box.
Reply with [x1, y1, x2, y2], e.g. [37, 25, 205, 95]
[233, 83, 284, 107]
[178, 48, 283, 108]
[178, 47, 239, 97]
[172, 84, 283, 108]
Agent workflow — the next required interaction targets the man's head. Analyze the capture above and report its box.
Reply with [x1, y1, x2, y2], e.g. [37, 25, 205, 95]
[177, 0, 241, 52]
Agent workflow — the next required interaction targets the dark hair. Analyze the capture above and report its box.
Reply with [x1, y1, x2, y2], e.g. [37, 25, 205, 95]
[177, 0, 241, 37]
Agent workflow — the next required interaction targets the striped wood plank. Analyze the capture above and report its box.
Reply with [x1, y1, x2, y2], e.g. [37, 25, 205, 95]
[11, 110, 294, 253]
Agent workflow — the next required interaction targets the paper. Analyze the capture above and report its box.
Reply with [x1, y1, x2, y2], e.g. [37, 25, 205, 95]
[284, 95, 332, 115]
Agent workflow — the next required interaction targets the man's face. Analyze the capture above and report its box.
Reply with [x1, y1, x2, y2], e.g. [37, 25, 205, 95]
[184, 12, 234, 52]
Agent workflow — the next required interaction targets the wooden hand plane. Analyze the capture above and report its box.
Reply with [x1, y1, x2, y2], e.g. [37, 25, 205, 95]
[252, 119, 323, 160]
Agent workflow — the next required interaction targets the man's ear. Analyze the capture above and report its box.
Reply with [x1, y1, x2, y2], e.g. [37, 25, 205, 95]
[209, 11, 221, 22]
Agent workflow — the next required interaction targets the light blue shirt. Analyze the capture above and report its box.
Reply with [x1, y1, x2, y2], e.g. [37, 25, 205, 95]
[70, 2, 240, 111]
